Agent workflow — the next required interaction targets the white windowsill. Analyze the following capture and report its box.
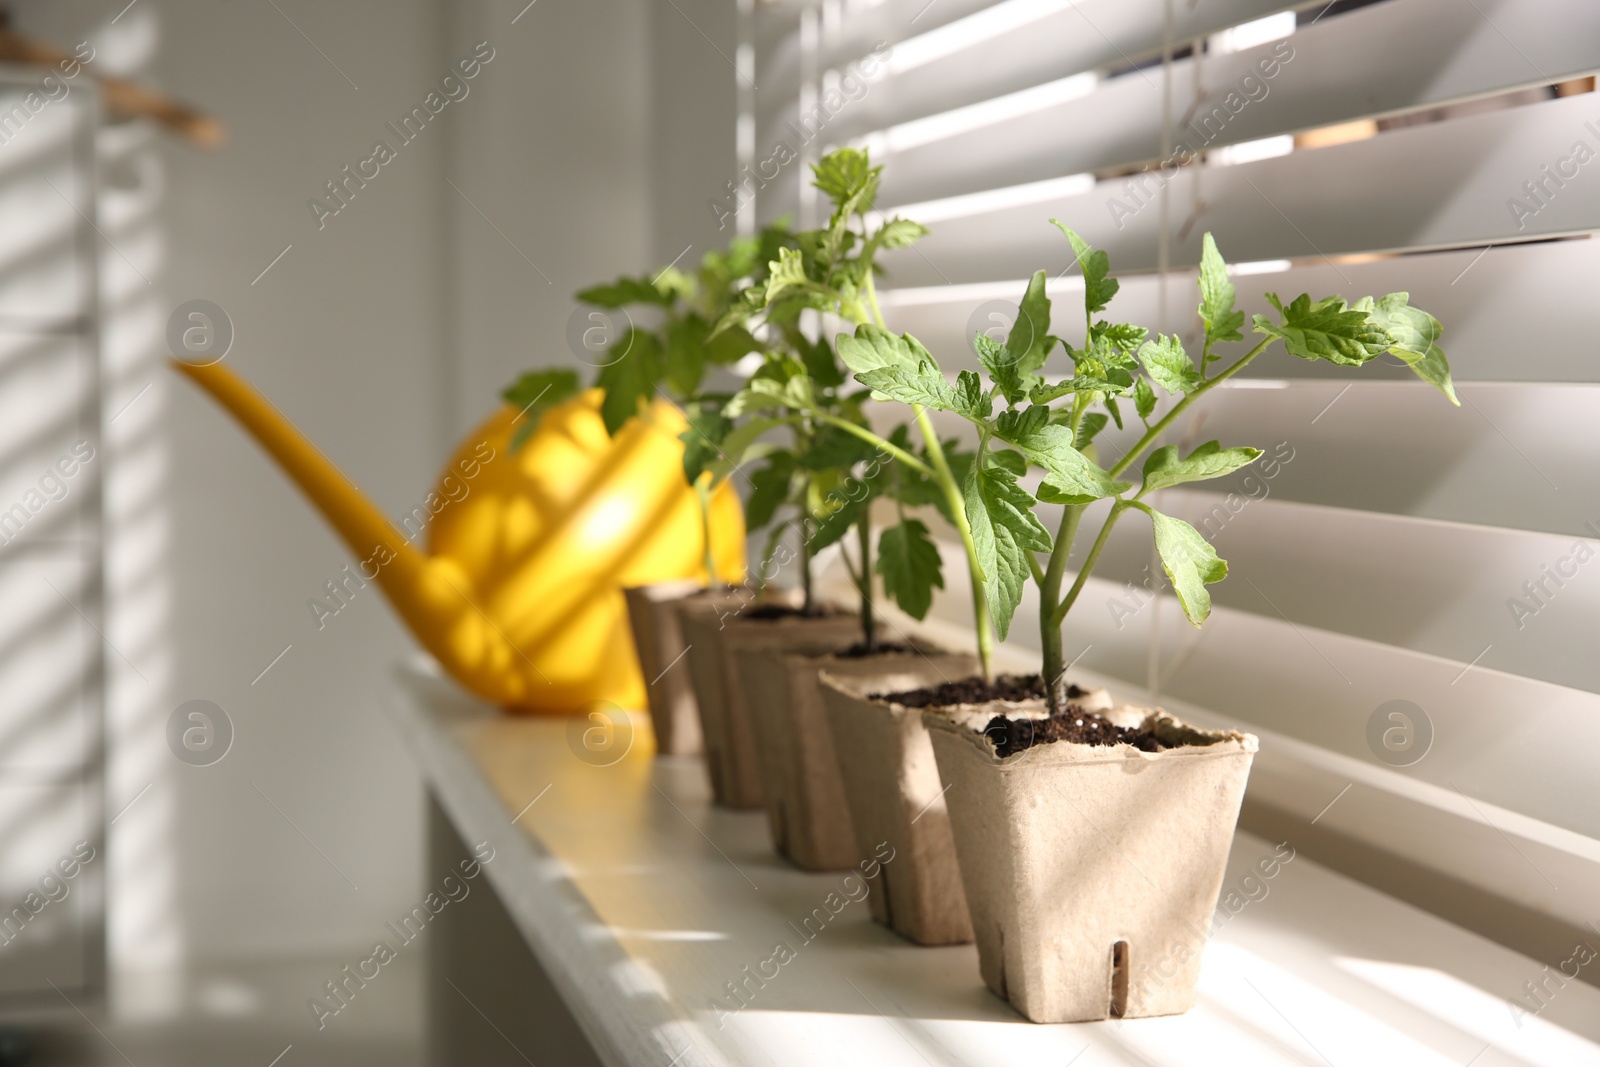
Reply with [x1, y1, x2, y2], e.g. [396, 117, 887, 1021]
[389, 658, 1600, 1067]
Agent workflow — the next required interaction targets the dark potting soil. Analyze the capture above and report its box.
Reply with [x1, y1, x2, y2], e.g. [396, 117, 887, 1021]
[871, 673, 1085, 709]
[833, 641, 917, 659]
[982, 707, 1171, 758]
[742, 603, 845, 621]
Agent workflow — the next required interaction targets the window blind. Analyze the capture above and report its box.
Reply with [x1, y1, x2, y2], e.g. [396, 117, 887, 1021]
[747, 0, 1600, 951]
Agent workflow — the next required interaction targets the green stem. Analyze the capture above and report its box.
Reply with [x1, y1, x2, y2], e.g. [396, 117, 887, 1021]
[912, 405, 994, 682]
[694, 478, 719, 589]
[1038, 502, 1085, 712]
[863, 265, 887, 329]
[810, 413, 934, 476]
[857, 517, 876, 651]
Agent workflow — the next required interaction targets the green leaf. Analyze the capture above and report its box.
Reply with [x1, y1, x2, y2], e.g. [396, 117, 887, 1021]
[979, 271, 1052, 406]
[679, 405, 732, 483]
[746, 453, 797, 531]
[697, 415, 784, 484]
[764, 246, 811, 305]
[954, 370, 993, 420]
[663, 316, 709, 397]
[1135, 504, 1228, 627]
[1051, 221, 1120, 315]
[836, 325, 932, 374]
[855, 363, 957, 410]
[877, 519, 944, 621]
[876, 218, 929, 250]
[502, 369, 581, 427]
[1140, 440, 1263, 495]
[811, 147, 879, 214]
[1075, 411, 1109, 450]
[595, 330, 662, 435]
[1363, 293, 1459, 405]
[1253, 292, 1391, 366]
[1133, 377, 1157, 421]
[995, 406, 1131, 503]
[1197, 233, 1245, 357]
[576, 276, 674, 308]
[799, 335, 846, 389]
[964, 465, 1051, 640]
[1137, 334, 1200, 395]
[987, 448, 1027, 476]
[704, 322, 760, 367]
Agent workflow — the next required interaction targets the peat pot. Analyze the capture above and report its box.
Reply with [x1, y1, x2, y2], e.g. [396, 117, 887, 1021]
[925, 705, 1256, 1022]
[820, 672, 1114, 946]
[678, 595, 857, 809]
[737, 646, 966, 871]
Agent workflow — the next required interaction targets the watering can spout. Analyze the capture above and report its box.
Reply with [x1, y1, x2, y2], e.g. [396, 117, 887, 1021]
[171, 359, 440, 631]
[171, 357, 746, 714]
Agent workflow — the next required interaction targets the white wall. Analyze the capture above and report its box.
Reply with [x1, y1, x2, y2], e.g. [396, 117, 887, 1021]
[10, 0, 653, 981]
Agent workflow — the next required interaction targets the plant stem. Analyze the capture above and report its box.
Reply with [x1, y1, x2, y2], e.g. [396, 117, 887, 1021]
[810, 413, 934, 476]
[857, 517, 876, 650]
[798, 507, 815, 614]
[912, 405, 994, 681]
[1038, 502, 1085, 712]
[694, 478, 719, 589]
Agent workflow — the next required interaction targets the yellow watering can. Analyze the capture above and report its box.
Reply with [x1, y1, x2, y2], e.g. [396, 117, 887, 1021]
[173, 359, 745, 714]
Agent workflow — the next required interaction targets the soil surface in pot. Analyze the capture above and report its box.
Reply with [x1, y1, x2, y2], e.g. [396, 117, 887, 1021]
[833, 641, 917, 659]
[740, 603, 845, 621]
[870, 673, 1084, 708]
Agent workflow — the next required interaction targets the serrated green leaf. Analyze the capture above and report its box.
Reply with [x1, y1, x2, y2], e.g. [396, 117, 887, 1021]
[954, 370, 993, 420]
[1051, 221, 1120, 315]
[964, 465, 1051, 639]
[855, 363, 957, 409]
[1197, 233, 1245, 356]
[1135, 504, 1228, 627]
[1364, 292, 1459, 405]
[994, 406, 1131, 503]
[595, 329, 662, 435]
[877, 519, 944, 621]
[1134, 377, 1157, 420]
[1139, 441, 1263, 495]
[1137, 334, 1200, 395]
[576, 276, 674, 308]
[836, 325, 932, 374]
[764, 246, 811, 305]
[811, 148, 879, 212]
[1253, 292, 1390, 366]
[982, 271, 1053, 405]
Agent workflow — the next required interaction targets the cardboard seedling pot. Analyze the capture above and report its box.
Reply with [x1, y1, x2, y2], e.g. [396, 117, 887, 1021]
[735, 646, 949, 871]
[623, 580, 727, 756]
[820, 674, 1114, 946]
[925, 705, 1256, 1023]
[678, 595, 859, 809]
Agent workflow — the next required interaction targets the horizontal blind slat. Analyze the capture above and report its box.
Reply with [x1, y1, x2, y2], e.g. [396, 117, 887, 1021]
[872, 0, 1600, 208]
[877, 90, 1600, 285]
